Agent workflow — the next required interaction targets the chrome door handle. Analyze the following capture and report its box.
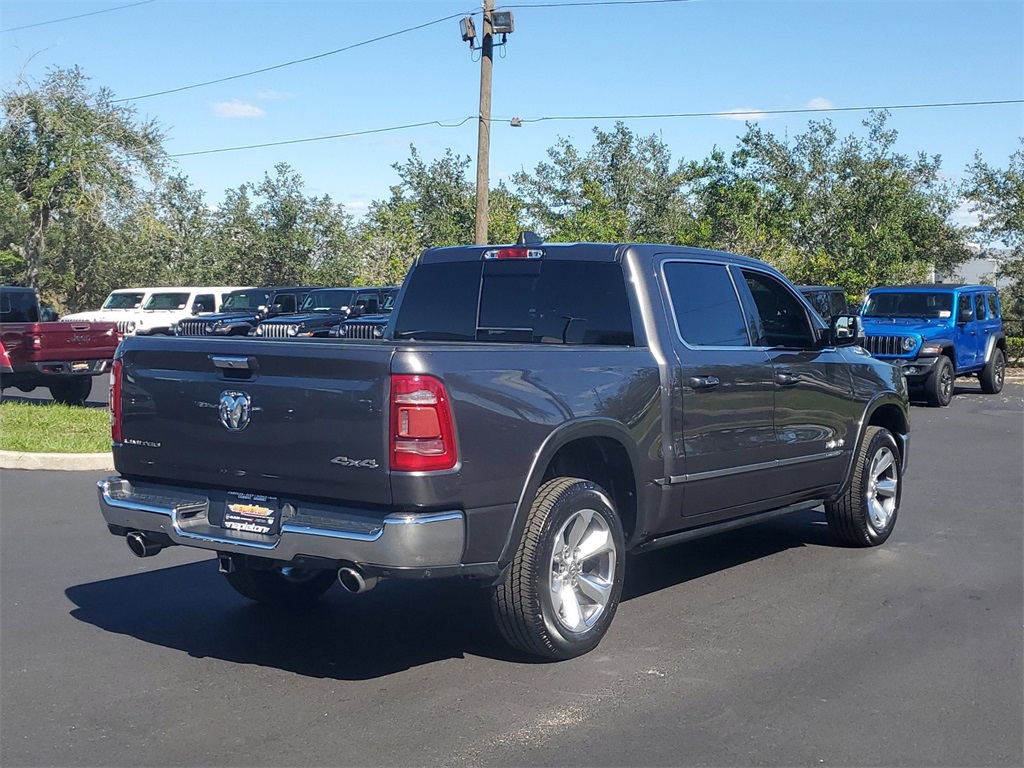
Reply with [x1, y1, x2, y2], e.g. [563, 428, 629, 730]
[687, 375, 720, 390]
[775, 372, 799, 386]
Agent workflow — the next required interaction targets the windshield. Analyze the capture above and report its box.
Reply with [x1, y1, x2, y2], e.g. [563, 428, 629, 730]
[102, 292, 145, 310]
[221, 290, 272, 311]
[143, 292, 191, 310]
[862, 292, 953, 319]
[300, 290, 356, 311]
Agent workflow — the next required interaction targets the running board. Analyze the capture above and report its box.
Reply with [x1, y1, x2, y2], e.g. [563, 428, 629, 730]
[632, 500, 823, 555]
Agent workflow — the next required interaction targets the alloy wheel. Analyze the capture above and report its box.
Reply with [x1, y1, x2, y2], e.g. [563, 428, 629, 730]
[549, 509, 616, 633]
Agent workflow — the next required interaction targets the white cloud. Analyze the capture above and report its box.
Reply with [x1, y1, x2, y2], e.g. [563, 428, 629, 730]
[715, 108, 768, 121]
[805, 97, 835, 111]
[950, 198, 981, 229]
[212, 100, 266, 119]
[344, 200, 371, 217]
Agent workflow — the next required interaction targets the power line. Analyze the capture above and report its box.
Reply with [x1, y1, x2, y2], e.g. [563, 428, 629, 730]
[167, 117, 475, 158]
[114, 9, 475, 103]
[517, 99, 1024, 124]
[165, 98, 1023, 159]
[504, 0, 692, 8]
[1, 0, 156, 34]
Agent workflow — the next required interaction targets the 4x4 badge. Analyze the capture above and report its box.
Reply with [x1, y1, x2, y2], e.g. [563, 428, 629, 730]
[219, 391, 251, 432]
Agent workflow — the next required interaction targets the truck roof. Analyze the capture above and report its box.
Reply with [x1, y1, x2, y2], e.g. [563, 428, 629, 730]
[867, 284, 993, 293]
[420, 242, 771, 269]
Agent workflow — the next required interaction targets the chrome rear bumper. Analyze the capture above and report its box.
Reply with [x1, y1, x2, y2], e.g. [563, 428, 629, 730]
[98, 476, 465, 568]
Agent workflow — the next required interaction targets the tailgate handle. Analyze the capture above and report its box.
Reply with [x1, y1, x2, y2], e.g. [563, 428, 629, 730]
[210, 355, 258, 371]
[70, 324, 90, 331]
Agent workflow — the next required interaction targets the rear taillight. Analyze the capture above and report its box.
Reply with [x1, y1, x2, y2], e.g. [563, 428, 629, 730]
[0, 341, 12, 373]
[389, 374, 457, 472]
[110, 359, 122, 444]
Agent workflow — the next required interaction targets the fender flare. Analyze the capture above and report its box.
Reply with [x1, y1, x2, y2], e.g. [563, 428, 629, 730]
[829, 391, 910, 503]
[983, 331, 1007, 364]
[496, 417, 643, 567]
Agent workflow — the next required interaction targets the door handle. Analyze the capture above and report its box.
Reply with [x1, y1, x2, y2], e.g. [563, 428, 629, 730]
[775, 372, 799, 386]
[687, 375, 720, 390]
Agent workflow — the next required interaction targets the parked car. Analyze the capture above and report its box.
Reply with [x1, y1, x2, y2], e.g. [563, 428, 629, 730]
[253, 286, 394, 338]
[61, 287, 158, 335]
[797, 285, 850, 324]
[174, 286, 316, 337]
[331, 287, 399, 339]
[1, 286, 119, 405]
[98, 239, 909, 660]
[859, 284, 1006, 406]
[132, 287, 250, 336]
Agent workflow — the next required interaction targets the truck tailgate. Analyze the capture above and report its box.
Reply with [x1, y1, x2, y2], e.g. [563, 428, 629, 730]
[1, 321, 119, 364]
[116, 338, 395, 505]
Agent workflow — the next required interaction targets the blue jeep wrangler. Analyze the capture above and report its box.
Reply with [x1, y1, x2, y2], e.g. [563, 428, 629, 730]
[860, 284, 1007, 406]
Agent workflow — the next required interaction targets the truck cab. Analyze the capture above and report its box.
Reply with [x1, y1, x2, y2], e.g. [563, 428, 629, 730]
[859, 284, 1006, 406]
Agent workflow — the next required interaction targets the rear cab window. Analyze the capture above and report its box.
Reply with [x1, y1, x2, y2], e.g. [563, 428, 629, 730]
[393, 259, 634, 345]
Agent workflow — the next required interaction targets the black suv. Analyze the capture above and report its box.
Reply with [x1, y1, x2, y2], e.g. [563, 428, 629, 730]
[331, 287, 399, 339]
[253, 286, 394, 339]
[174, 287, 315, 337]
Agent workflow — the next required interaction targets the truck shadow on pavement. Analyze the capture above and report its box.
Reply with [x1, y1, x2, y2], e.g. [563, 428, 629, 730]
[64, 509, 829, 679]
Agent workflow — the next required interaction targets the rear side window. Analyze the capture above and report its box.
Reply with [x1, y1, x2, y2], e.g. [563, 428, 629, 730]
[986, 293, 1000, 318]
[662, 262, 749, 347]
[394, 260, 634, 345]
[829, 291, 848, 317]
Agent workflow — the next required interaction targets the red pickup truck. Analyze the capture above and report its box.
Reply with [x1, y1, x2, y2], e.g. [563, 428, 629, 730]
[1, 286, 120, 406]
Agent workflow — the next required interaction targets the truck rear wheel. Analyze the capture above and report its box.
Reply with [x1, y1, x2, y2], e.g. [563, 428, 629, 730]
[222, 556, 336, 606]
[979, 348, 1006, 394]
[825, 426, 901, 547]
[492, 477, 625, 660]
[924, 355, 954, 407]
[48, 377, 93, 407]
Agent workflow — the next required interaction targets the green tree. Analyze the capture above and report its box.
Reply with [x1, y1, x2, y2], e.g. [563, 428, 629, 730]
[965, 141, 1024, 334]
[0, 66, 165, 290]
[514, 122, 685, 242]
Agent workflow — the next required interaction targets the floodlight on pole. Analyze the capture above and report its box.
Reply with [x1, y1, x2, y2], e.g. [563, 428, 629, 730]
[459, 16, 476, 44]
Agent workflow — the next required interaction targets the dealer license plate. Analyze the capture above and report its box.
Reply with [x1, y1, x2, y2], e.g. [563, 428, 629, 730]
[222, 491, 281, 536]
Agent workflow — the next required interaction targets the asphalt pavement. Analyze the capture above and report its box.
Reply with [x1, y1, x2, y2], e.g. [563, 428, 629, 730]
[1, 382, 1021, 766]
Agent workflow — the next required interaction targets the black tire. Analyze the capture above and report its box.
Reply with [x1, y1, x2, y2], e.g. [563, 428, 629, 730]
[222, 556, 336, 606]
[979, 348, 1006, 394]
[492, 477, 625, 660]
[48, 377, 93, 407]
[825, 426, 902, 547]
[924, 355, 954, 407]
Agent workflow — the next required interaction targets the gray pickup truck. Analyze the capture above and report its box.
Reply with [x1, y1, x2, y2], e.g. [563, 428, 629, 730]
[99, 240, 910, 659]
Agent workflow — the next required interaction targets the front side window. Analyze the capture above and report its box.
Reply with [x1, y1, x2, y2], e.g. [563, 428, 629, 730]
[192, 294, 215, 313]
[102, 292, 145, 309]
[144, 292, 190, 310]
[974, 293, 988, 320]
[663, 262, 749, 347]
[829, 291, 849, 317]
[958, 293, 975, 321]
[742, 270, 816, 348]
[862, 292, 953, 319]
[274, 294, 296, 313]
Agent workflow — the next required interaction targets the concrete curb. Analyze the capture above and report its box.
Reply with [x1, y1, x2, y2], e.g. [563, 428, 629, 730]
[0, 450, 113, 471]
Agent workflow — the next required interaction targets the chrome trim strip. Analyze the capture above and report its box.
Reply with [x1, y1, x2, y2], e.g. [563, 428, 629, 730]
[663, 450, 843, 484]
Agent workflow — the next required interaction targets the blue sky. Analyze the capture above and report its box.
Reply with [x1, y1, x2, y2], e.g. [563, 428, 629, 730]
[2, 0, 1022, 221]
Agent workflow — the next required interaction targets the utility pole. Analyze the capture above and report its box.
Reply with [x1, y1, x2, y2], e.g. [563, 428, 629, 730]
[474, 0, 494, 245]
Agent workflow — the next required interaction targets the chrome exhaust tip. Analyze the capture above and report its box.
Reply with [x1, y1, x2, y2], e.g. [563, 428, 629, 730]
[126, 531, 162, 558]
[337, 566, 378, 594]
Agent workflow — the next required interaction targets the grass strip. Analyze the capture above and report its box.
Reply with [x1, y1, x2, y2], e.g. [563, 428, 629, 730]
[0, 401, 110, 453]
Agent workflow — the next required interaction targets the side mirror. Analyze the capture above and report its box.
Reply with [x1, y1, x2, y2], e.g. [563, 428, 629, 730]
[348, 305, 363, 318]
[269, 304, 284, 315]
[829, 314, 864, 347]
[958, 307, 974, 324]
